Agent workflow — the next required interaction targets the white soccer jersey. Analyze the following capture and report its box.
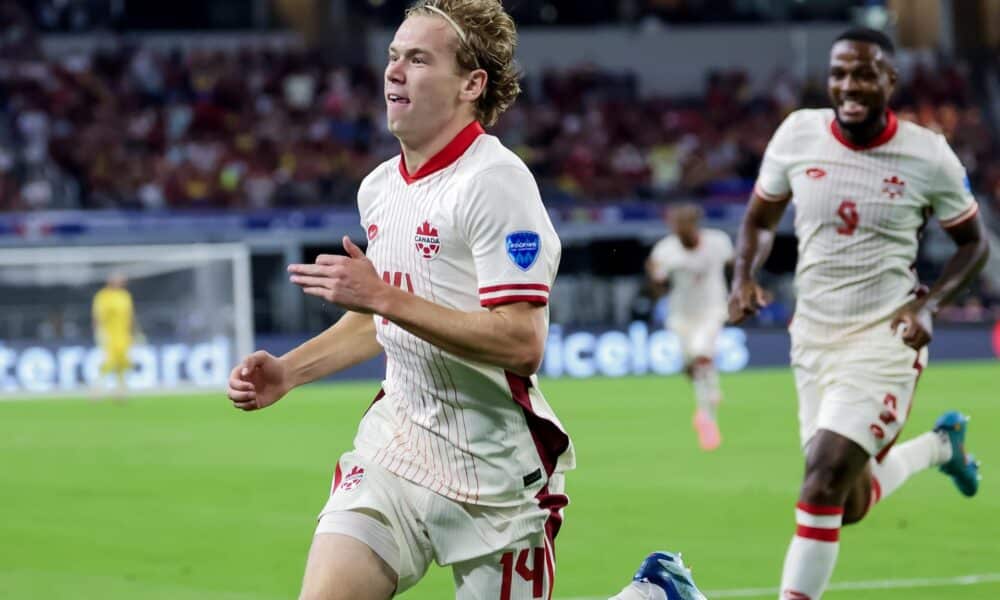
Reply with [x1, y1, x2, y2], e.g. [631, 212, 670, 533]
[648, 228, 733, 325]
[354, 121, 574, 508]
[755, 109, 978, 340]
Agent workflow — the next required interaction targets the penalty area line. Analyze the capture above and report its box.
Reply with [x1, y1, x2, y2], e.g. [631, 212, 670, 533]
[558, 572, 1000, 599]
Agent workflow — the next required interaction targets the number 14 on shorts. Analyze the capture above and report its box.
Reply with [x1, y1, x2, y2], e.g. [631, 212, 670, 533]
[500, 547, 546, 600]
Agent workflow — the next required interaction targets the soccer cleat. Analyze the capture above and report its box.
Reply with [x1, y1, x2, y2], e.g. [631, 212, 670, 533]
[692, 410, 721, 451]
[632, 551, 707, 600]
[934, 411, 980, 497]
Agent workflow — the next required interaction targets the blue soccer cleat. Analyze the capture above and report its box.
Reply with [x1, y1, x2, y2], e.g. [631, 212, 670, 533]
[934, 411, 980, 497]
[632, 551, 707, 600]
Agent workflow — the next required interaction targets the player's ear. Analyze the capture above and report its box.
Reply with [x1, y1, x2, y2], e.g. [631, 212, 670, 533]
[460, 68, 487, 103]
[884, 62, 898, 93]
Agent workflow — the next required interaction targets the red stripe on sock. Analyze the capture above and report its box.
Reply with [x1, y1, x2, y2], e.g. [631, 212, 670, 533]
[871, 476, 883, 504]
[796, 524, 840, 542]
[796, 502, 844, 516]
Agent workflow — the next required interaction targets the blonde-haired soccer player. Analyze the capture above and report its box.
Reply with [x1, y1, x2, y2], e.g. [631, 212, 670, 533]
[92, 273, 134, 396]
[226, 2, 701, 599]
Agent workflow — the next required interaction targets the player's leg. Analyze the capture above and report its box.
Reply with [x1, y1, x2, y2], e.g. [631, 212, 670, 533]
[778, 343, 855, 600]
[689, 357, 721, 451]
[452, 529, 554, 600]
[305, 452, 432, 599]
[779, 429, 868, 600]
[93, 339, 117, 399]
[109, 341, 131, 398]
[844, 413, 977, 524]
[299, 532, 396, 600]
[836, 346, 978, 524]
[683, 322, 722, 451]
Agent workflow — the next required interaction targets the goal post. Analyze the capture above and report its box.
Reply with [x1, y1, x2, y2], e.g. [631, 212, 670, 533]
[0, 243, 253, 397]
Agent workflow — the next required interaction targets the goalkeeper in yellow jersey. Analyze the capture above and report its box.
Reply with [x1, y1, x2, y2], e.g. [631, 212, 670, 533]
[92, 273, 135, 397]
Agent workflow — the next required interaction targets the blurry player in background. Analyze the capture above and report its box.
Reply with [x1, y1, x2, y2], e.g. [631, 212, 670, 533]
[226, 2, 680, 598]
[91, 272, 134, 398]
[730, 28, 989, 600]
[647, 204, 734, 451]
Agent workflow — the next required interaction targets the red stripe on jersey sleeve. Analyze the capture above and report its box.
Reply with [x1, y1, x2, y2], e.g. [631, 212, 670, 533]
[479, 283, 551, 294]
[940, 203, 979, 228]
[753, 182, 791, 202]
[481, 294, 549, 307]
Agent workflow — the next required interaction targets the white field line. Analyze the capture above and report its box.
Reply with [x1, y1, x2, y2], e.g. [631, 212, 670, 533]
[559, 572, 1000, 599]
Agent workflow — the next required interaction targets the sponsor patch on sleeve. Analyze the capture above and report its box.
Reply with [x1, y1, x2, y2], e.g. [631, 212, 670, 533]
[506, 231, 541, 271]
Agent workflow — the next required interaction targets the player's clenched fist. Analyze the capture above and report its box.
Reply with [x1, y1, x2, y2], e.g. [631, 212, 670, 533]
[890, 300, 934, 350]
[728, 278, 769, 324]
[227, 350, 290, 411]
[287, 235, 388, 314]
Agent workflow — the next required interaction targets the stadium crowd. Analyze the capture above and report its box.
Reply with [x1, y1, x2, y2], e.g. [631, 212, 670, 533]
[1, 40, 998, 217]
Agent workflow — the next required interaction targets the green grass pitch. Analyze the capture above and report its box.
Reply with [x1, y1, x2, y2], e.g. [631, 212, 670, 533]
[2, 362, 998, 599]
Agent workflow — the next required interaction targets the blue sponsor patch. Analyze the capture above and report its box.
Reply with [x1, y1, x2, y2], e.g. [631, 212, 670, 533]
[506, 231, 541, 271]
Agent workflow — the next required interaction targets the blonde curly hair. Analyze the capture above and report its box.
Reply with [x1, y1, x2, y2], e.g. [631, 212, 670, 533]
[405, 0, 521, 127]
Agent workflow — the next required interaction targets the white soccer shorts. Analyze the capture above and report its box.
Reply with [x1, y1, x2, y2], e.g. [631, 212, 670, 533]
[315, 451, 563, 598]
[670, 316, 725, 363]
[791, 325, 928, 460]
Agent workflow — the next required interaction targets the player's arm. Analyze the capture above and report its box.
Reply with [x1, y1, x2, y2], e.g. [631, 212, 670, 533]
[891, 137, 993, 350]
[730, 111, 798, 323]
[728, 192, 788, 323]
[289, 238, 546, 377]
[124, 293, 136, 339]
[890, 213, 989, 349]
[281, 310, 382, 386]
[644, 256, 671, 296]
[379, 291, 545, 377]
[227, 309, 381, 411]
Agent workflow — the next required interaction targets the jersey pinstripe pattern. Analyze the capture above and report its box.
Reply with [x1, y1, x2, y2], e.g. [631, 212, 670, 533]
[353, 122, 574, 507]
[754, 109, 978, 341]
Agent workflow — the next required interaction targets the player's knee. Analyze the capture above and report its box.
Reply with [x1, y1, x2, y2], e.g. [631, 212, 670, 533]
[841, 507, 867, 526]
[841, 483, 873, 526]
[800, 462, 853, 505]
[688, 357, 712, 378]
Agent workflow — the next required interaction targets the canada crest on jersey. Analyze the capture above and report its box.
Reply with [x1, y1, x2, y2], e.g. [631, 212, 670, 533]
[415, 221, 441, 260]
[339, 466, 365, 492]
[506, 230, 541, 271]
[882, 175, 906, 200]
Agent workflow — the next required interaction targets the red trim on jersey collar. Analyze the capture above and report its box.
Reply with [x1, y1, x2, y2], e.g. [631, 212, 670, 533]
[398, 121, 485, 184]
[830, 110, 898, 151]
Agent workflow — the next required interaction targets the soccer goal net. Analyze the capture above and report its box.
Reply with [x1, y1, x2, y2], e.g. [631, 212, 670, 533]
[0, 244, 252, 397]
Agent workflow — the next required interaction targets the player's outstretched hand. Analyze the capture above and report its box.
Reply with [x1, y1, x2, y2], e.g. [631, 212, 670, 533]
[890, 300, 933, 350]
[728, 278, 768, 324]
[227, 351, 290, 411]
[288, 236, 387, 314]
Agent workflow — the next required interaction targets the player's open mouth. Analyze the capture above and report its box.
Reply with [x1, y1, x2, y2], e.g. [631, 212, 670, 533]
[387, 94, 411, 105]
[838, 99, 867, 119]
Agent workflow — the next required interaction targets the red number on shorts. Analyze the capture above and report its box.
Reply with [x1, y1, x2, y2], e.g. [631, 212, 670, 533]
[879, 393, 899, 425]
[836, 200, 860, 235]
[380, 271, 414, 324]
[499, 547, 545, 600]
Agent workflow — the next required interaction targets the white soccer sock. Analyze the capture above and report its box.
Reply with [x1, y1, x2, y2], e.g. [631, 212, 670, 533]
[779, 502, 842, 600]
[870, 431, 952, 504]
[692, 362, 721, 419]
[609, 581, 666, 600]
